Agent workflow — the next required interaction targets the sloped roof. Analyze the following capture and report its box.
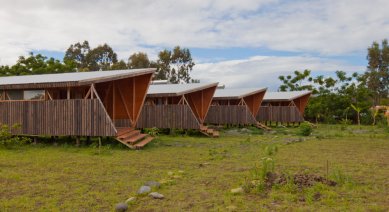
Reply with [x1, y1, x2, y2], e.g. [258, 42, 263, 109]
[263, 91, 311, 101]
[0, 68, 155, 89]
[147, 82, 219, 97]
[213, 87, 267, 100]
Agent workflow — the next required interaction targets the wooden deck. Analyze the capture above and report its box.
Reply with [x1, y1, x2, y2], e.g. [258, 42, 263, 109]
[0, 99, 117, 136]
[256, 106, 304, 123]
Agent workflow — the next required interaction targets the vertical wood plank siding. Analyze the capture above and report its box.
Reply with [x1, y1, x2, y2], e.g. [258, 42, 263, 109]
[0, 99, 116, 136]
[135, 105, 200, 129]
[205, 105, 257, 125]
[256, 106, 304, 123]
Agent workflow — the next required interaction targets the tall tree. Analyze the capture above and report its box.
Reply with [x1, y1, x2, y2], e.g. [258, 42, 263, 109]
[365, 39, 389, 105]
[63, 40, 90, 71]
[110, 60, 128, 70]
[86, 44, 118, 71]
[128, 52, 151, 69]
[0, 53, 74, 76]
[155, 46, 195, 83]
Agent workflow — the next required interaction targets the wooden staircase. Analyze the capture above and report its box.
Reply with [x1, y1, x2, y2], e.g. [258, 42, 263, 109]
[255, 122, 272, 131]
[200, 125, 219, 138]
[115, 128, 154, 149]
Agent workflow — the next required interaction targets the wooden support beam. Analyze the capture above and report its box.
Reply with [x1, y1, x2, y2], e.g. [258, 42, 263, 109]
[67, 87, 71, 99]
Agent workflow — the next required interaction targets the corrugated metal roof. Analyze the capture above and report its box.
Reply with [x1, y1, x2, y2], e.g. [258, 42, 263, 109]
[264, 91, 311, 101]
[147, 82, 218, 97]
[213, 87, 267, 99]
[0, 69, 155, 86]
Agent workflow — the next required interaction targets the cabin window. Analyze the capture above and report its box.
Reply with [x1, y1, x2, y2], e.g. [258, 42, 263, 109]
[7, 90, 23, 100]
[24, 90, 45, 100]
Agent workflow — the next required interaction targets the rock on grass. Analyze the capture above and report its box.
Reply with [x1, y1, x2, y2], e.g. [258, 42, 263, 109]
[137, 185, 151, 195]
[115, 202, 128, 212]
[149, 192, 164, 199]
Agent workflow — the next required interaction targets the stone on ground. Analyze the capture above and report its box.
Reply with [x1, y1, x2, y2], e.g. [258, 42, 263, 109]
[149, 192, 164, 199]
[230, 187, 244, 194]
[115, 202, 128, 212]
[125, 197, 136, 204]
[137, 185, 151, 195]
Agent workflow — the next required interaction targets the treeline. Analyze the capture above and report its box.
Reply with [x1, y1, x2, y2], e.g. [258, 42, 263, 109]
[0, 41, 197, 83]
[278, 39, 389, 125]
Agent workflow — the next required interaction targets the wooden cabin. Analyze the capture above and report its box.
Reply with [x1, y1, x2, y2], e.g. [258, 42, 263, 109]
[256, 91, 311, 125]
[205, 88, 267, 127]
[0, 69, 155, 149]
[134, 83, 219, 136]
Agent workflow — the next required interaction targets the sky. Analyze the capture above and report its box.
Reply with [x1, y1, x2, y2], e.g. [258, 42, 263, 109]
[1, 0, 389, 90]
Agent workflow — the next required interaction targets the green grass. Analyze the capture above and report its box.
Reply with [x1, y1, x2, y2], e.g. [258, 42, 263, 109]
[0, 125, 388, 211]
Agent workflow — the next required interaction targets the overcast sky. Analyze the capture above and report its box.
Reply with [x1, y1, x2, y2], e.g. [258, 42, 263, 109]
[1, 0, 388, 90]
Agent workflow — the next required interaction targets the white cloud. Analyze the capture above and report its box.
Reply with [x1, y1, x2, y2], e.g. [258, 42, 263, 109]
[192, 56, 365, 90]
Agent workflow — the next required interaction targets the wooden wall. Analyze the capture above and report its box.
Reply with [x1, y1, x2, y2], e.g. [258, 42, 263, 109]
[205, 105, 257, 125]
[256, 106, 304, 123]
[136, 105, 200, 129]
[0, 99, 116, 136]
[96, 73, 152, 127]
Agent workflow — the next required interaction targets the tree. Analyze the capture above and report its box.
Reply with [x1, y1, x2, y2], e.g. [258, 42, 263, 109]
[86, 44, 118, 71]
[128, 52, 151, 69]
[155, 46, 195, 83]
[350, 104, 362, 126]
[64, 41, 90, 71]
[365, 39, 389, 105]
[278, 69, 314, 92]
[0, 53, 75, 76]
[110, 60, 128, 70]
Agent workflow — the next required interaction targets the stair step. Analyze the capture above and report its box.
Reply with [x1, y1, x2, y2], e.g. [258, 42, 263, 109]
[207, 129, 214, 134]
[125, 133, 148, 144]
[118, 130, 140, 139]
[117, 128, 135, 136]
[134, 136, 154, 149]
[200, 125, 208, 131]
[213, 131, 220, 138]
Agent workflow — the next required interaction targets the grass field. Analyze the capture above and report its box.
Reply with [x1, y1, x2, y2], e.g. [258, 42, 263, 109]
[1, 125, 389, 211]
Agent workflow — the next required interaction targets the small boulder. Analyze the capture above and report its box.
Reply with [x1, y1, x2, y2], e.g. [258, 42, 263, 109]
[230, 187, 244, 194]
[144, 181, 161, 188]
[115, 202, 128, 212]
[137, 185, 151, 195]
[125, 197, 136, 204]
[149, 192, 164, 199]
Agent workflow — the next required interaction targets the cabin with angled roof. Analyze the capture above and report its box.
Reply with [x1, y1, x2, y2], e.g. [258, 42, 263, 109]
[0, 69, 155, 149]
[132, 83, 219, 136]
[205, 88, 267, 127]
[256, 91, 311, 125]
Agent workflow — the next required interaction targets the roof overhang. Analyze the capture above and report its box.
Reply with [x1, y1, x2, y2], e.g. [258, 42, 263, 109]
[212, 87, 267, 100]
[147, 82, 219, 98]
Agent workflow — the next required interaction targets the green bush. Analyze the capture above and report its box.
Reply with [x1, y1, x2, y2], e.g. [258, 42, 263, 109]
[298, 122, 313, 136]
[0, 124, 30, 148]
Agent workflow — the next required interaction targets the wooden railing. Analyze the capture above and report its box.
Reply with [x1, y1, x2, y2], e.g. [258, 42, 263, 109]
[136, 105, 200, 129]
[205, 105, 257, 125]
[256, 106, 304, 123]
[0, 99, 116, 136]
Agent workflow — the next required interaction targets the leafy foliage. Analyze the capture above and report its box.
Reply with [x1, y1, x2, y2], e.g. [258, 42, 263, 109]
[155, 46, 196, 83]
[299, 122, 313, 136]
[0, 124, 30, 148]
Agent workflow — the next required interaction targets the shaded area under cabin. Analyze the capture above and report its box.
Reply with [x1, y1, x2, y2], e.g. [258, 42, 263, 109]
[132, 83, 218, 132]
[257, 91, 311, 125]
[205, 88, 267, 126]
[0, 69, 155, 148]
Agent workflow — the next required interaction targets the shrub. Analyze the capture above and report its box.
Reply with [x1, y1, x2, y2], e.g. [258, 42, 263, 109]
[298, 122, 313, 136]
[0, 124, 30, 148]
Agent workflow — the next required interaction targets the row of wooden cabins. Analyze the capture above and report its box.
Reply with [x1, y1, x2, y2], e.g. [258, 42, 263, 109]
[0, 69, 311, 148]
